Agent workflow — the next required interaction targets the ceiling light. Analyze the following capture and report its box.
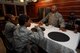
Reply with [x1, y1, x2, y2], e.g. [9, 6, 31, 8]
[32, 0, 37, 2]
[20, 0, 24, 2]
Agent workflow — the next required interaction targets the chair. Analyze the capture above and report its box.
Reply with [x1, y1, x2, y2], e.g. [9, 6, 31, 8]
[0, 31, 16, 53]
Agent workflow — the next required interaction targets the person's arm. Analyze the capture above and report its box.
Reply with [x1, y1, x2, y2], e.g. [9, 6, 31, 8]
[59, 15, 65, 28]
[29, 26, 44, 44]
[10, 24, 17, 32]
[41, 13, 49, 23]
[35, 26, 44, 39]
[38, 13, 50, 26]
[58, 13, 66, 31]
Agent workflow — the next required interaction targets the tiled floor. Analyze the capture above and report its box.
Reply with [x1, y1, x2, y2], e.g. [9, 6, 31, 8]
[0, 37, 80, 53]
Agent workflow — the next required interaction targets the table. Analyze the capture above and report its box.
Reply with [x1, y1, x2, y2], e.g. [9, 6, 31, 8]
[27, 23, 80, 53]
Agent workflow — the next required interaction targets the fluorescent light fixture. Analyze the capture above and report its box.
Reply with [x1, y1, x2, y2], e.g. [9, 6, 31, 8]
[20, 0, 24, 2]
[32, 0, 37, 2]
[41, 0, 52, 2]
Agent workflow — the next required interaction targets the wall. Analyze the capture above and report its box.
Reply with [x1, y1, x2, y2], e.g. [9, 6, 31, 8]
[57, 1, 80, 21]
[0, 0, 80, 22]
[33, 0, 80, 22]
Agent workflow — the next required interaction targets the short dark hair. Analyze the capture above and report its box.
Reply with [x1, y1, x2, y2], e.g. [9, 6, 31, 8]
[18, 14, 29, 26]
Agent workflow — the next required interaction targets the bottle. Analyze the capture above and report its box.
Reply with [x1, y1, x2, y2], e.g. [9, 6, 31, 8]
[74, 24, 78, 33]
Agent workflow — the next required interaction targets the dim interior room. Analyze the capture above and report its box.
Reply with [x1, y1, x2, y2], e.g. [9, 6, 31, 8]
[0, 0, 80, 53]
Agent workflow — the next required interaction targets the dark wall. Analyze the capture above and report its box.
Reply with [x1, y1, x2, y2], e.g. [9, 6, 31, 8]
[33, 0, 80, 22]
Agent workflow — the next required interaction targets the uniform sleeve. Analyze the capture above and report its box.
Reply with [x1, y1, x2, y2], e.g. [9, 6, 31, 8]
[36, 27, 44, 39]
[41, 13, 50, 23]
[29, 27, 44, 44]
[58, 13, 65, 28]
[12, 24, 16, 31]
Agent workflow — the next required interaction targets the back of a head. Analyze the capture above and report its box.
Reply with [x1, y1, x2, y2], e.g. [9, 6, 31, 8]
[4, 14, 12, 21]
[18, 14, 29, 26]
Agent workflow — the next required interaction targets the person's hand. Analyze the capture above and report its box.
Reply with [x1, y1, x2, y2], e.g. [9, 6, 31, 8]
[59, 27, 66, 32]
[38, 21, 43, 26]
